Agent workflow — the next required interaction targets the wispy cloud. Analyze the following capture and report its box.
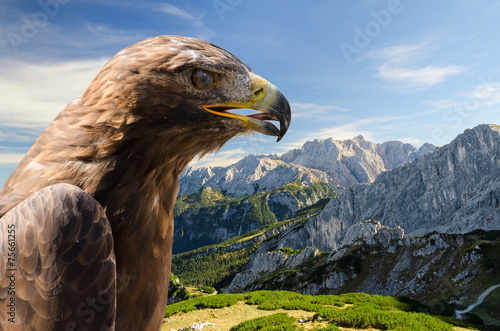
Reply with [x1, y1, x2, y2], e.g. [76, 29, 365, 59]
[283, 108, 441, 152]
[369, 41, 466, 90]
[157, 3, 214, 40]
[425, 77, 500, 111]
[159, 4, 200, 22]
[189, 148, 248, 168]
[377, 63, 464, 89]
[0, 58, 106, 128]
[86, 24, 148, 45]
[291, 102, 350, 119]
[460, 81, 500, 107]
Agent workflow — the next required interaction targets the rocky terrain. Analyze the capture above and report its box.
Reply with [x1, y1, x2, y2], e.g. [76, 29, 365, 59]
[179, 155, 336, 197]
[258, 124, 500, 254]
[225, 223, 493, 298]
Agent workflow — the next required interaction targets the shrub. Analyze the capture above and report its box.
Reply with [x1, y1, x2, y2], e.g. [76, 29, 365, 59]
[244, 291, 344, 312]
[195, 293, 244, 309]
[164, 293, 244, 317]
[279, 247, 303, 256]
[200, 286, 216, 294]
[317, 302, 454, 331]
[310, 325, 341, 331]
[230, 313, 298, 331]
[165, 290, 460, 331]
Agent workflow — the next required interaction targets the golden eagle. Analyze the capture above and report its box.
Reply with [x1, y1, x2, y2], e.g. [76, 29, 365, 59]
[0, 36, 290, 330]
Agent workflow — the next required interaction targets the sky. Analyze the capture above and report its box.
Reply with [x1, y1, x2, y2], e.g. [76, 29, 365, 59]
[1, 0, 500, 187]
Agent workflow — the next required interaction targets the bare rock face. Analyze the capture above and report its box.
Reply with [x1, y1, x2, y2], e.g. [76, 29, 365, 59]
[224, 247, 321, 294]
[179, 155, 334, 197]
[328, 221, 404, 260]
[278, 136, 435, 187]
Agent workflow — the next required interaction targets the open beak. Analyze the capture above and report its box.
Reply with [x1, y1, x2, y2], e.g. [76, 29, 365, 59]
[203, 73, 291, 142]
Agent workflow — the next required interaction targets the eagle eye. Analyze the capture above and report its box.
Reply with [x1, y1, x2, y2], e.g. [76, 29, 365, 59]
[189, 68, 215, 90]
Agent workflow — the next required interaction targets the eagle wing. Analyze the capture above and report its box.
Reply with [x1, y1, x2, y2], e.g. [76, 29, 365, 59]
[0, 184, 116, 330]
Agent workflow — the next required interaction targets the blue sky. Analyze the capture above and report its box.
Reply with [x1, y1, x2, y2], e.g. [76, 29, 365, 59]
[1, 0, 500, 187]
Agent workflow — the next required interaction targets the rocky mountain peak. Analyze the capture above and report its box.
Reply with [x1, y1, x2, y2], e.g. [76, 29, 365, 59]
[279, 135, 435, 187]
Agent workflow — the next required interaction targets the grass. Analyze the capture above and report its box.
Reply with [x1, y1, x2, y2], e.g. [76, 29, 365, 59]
[279, 247, 304, 257]
[163, 291, 478, 331]
[162, 301, 320, 331]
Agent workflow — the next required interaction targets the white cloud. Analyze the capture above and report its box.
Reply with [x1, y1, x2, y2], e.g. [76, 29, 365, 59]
[370, 41, 466, 90]
[284, 108, 442, 151]
[425, 79, 500, 111]
[159, 4, 200, 22]
[189, 148, 247, 168]
[377, 63, 464, 89]
[0, 58, 106, 128]
[460, 81, 500, 107]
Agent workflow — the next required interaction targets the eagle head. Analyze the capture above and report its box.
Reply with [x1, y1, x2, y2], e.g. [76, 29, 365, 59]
[79, 35, 291, 162]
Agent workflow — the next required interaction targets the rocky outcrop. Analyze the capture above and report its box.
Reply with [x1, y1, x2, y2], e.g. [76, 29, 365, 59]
[224, 221, 403, 293]
[224, 246, 322, 294]
[167, 275, 191, 305]
[180, 155, 334, 197]
[225, 224, 497, 308]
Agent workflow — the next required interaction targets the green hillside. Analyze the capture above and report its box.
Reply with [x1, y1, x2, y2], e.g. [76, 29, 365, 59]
[173, 180, 334, 254]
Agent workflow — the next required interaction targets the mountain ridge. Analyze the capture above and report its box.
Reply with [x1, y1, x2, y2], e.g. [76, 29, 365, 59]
[180, 134, 437, 195]
[277, 135, 436, 187]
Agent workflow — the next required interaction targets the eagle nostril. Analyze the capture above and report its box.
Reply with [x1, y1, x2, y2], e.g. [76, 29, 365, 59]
[253, 88, 264, 100]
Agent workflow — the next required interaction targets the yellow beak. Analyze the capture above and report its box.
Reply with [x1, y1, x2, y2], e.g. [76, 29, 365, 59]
[203, 73, 291, 142]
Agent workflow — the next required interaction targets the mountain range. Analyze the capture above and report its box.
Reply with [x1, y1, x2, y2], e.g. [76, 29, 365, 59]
[174, 132, 436, 254]
[179, 135, 436, 194]
[172, 124, 500, 325]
